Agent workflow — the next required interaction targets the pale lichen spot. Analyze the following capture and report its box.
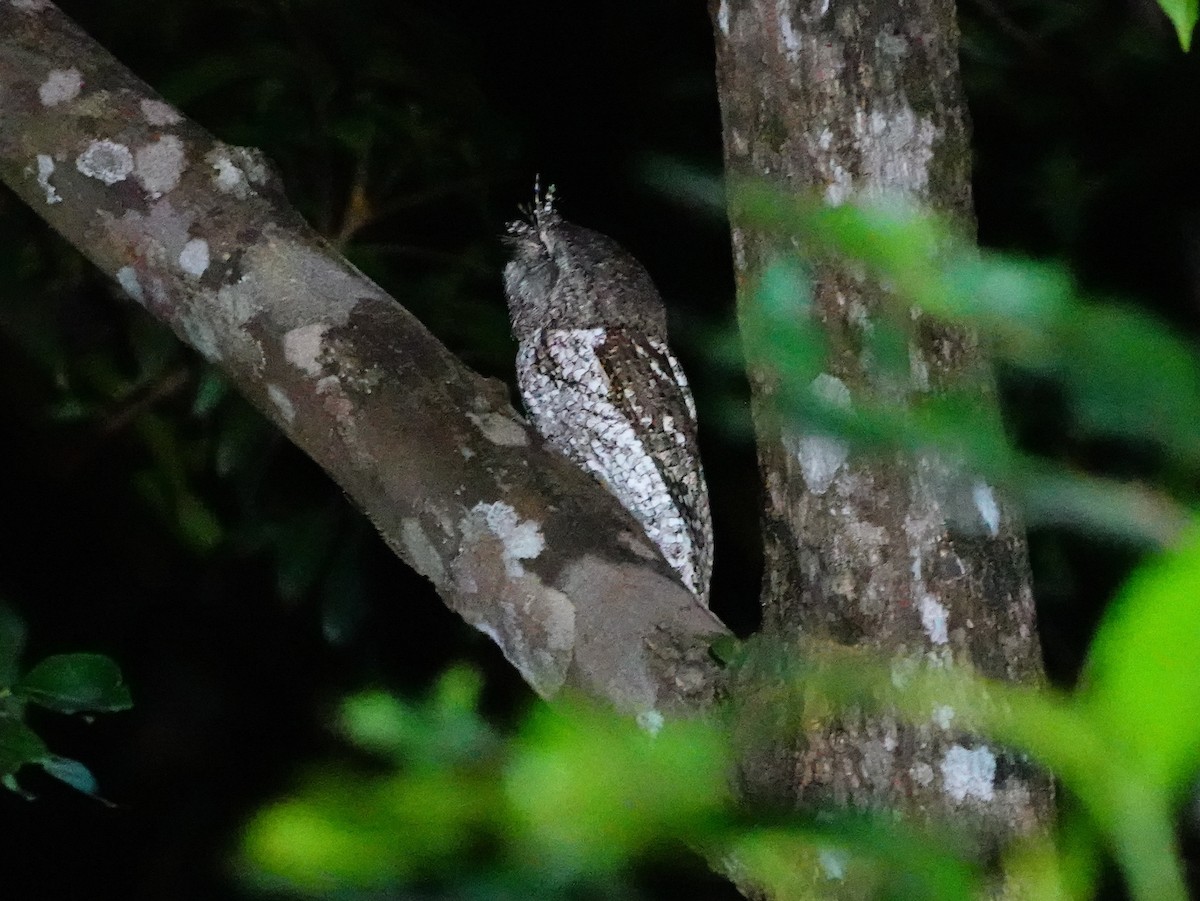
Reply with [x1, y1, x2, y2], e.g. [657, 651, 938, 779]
[181, 317, 221, 362]
[470, 501, 544, 577]
[776, 0, 801, 61]
[825, 163, 852, 206]
[205, 144, 270, 199]
[116, 266, 143, 303]
[933, 704, 955, 729]
[911, 762, 935, 786]
[636, 709, 664, 736]
[819, 848, 848, 881]
[919, 594, 949, 645]
[717, 0, 730, 35]
[972, 481, 1000, 536]
[76, 139, 133, 185]
[11, 0, 50, 10]
[472, 620, 502, 648]
[890, 655, 919, 689]
[135, 135, 186, 197]
[731, 227, 748, 270]
[791, 374, 852, 495]
[207, 148, 255, 198]
[454, 511, 575, 698]
[467, 411, 528, 447]
[909, 347, 930, 390]
[731, 127, 749, 157]
[39, 68, 82, 107]
[266, 384, 295, 424]
[283, 323, 329, 377]
[876, 28, 909, 57]
[34, 154, 61, 204]
[400, 518, 447, 587]
[813, 371, 851, 408]
[209, 154, 245, 195]
[855, 105, 941, 199]
[861, 737, 895, 791]
[216, 279, 259, 330]
[940, 744, 996, 802]
[140, 98, 182, 126]
[178, 238, 210, 278]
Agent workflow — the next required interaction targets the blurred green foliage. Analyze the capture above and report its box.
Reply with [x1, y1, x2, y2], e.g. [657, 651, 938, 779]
[242, 667, 731, 898]
[1156, 0, 1199, 49]
[242, 666, 985, 900]
[242, 527, 1200, 901]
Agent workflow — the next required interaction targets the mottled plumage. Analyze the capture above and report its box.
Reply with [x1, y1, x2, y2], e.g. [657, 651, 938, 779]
[502, 183, 713, 604]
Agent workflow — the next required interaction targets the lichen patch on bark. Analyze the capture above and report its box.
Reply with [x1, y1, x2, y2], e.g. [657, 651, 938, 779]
[266, 384, 295, 423]
[178, 237, 209, 277]
[451, 501, 574, 698]
[76, 139, 132, 185]
[400, 517, 448, 588]
[134, 134, 186, 197]
[940, 743, 996, 803]
[140, 98, 181, 126]
[38, 67, 80, 106]
[466, 410, 528, 447]
[33, 153, 59, 204]
[283, 323, 330, 377]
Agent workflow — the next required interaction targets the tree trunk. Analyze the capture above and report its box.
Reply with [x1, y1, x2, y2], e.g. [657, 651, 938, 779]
[710, 0, 1054, 871]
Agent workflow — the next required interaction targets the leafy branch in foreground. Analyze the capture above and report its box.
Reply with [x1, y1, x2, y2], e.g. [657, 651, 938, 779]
[0, 603, 132, 801]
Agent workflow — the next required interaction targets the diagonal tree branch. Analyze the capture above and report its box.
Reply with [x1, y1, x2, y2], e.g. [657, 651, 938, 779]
[0, 0, 728, 715]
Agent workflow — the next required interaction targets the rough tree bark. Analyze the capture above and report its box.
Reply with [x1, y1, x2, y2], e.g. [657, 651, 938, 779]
[710, 0, 1054, 877]
[0, 0, 727, 719]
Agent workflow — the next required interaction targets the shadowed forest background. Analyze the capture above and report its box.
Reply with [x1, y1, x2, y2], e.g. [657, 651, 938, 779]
[1, 0, 1199, 897]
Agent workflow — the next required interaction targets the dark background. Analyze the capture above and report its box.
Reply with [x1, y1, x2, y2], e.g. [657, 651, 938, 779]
[0, 0, 1197, 897]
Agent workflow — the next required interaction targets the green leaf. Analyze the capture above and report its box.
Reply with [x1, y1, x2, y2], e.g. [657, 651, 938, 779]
[38, 755, 115, 804]
[191, 367, 229, 417]
[339, 667, 495, 766]
[1157, 0, 1198, 50]
[1058, 305, 1200, 459]
[1082, 525, 1200, 794]
[16, 653, 132, 715]
[708, 634, 742, 666]
[2, 772, 33, 800]
[46, 398, 94, 423]
[244, 767, 495, 893]
[175, 490, 224, 553]
[39, 756, 101, 798]
[507, 702, 728, 875]
[0, 718, 48, 776]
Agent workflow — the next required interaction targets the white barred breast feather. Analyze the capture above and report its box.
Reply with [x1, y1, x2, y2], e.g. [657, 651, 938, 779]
[502, 182, 713, 604]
